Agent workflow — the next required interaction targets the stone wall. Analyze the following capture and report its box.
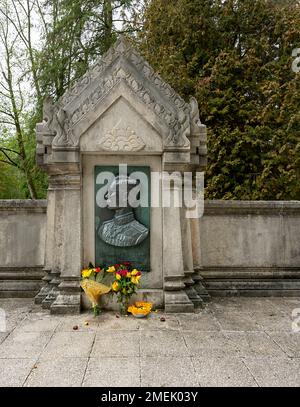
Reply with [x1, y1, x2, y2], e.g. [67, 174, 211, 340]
[201, 201, 300, 296]
[0, 199, 299, 297]
[0, 200, 47, 297]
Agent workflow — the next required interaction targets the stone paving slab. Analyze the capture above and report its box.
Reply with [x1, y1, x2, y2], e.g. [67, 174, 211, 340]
[0, 332, 8, 344]
[225, 332, 286, 358]
[214, 310, 262, 332]
[83, 357, 140, 387]
[183, 331, 239, 357]
[268, 332, 300, 357]
[40, 331, 95, 360]
[14, 314, 61, 333]
[192, 356, 258, 387]
[242, 357, 300, 387]
[56, 314, 100, 332]
[266, 298, 300, 315]
[91, 331, 139, 358]
[0, 297, 299, 387]
[177, 310, 220, 331]
[140, 330, 189, 357]
[0, 331, 52, 359]
[208, 298, 276, 313]
[251, 311, 293, 332]
[141, 356, 199, 387]
[138, 313, 180, 331]
[0, 358, 36, 387]
[24, 357, 88, 387]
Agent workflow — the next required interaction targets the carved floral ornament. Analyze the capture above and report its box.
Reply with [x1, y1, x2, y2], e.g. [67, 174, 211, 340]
[98, 122, 145, 152]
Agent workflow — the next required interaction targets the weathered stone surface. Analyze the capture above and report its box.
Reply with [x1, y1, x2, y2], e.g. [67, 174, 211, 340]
[268, 332, 300, 357]
[243, 356, 300, 387]
[141, 356, 199, 387]
[177, 310, 220, 331]
[24, 357, 88, 387]
[56, 313, 100, 332]
[14, 314, 60, 333]
[0, 297, 299, 387]
[225, 332, 285, 357]
[193, 356, 258, 387]
[91, 331, 139, 357]
[138, 313, 180, 331]
[251, 311, 293, 332]
[0, 358, 36, 387]
[201, 201, 300, 296]
[140, 331, 189, 357]
[0, 331, 52, 359]
[0, 201, 46, 268]
[40, 331, 95, 359]
[214, 310, 262, 332]
[83, 357, 140, 387]
[183, 331, 239, 357]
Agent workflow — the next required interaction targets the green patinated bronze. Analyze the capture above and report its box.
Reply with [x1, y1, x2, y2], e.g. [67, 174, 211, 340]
[95, 166, 150, 271]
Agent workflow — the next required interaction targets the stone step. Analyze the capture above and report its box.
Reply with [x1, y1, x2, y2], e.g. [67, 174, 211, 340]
[0, 290, 38, 298]
[0, 267, 43, 298]
[0, 271, 44, 280]
[0, 267, 44, 280]
[205, 279, 300, 297]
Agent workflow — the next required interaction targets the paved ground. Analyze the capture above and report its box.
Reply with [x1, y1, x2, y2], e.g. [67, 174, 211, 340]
[0, 297, 300, 387]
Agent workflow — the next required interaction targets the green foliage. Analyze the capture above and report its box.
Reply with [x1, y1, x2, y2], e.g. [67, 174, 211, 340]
[139, 0, 300, 199]
[0, 0, 137, 199]
[1, 0, 299, 200]
[39, 0, 137, 99]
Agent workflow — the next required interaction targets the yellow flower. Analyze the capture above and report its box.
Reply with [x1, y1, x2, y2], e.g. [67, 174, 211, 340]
[82, 269, 91, 278]
[131, 269, 139, 276]
[128, 302, 152, 316]
[112, 281, 120, 292]
[135, 302, 152, 311]
[107, 266, 116, 273]
[116, 273, 121, 280]
[126, 272, 131, 278]
[131, 275, 141, 285]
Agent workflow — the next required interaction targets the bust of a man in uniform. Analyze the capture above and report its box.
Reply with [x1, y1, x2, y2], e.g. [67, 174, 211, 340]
[98, 175, 149, 247]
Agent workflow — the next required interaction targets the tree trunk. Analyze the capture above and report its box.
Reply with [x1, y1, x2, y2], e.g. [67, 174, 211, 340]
[103, 0, 113, 52]
[5, 45, 37, 199]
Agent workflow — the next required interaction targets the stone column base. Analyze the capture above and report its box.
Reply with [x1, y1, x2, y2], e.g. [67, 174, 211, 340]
[193, 268, 211, 302]
[164, 276, 194, 313]
[50, 278, 81, 315]
[41, 271, 60, 309]
[35, 268, 52, 304]
[184, 270, 204, 308]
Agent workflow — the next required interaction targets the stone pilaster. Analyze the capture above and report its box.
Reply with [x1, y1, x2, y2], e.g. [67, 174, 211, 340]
[163, 173, 194, 313]
[51, 173, 82, 314]
[41, 270, 60, 309]
[181, 208, 204, 308]
[35, 176, 57, 305]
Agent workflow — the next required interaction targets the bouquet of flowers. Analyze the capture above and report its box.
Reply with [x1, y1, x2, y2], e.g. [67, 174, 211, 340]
[80, 264, 111, 316]
[108, 262, 142, 314]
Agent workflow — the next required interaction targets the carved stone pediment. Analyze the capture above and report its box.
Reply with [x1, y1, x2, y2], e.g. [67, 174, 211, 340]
[36, 37, 207, 169]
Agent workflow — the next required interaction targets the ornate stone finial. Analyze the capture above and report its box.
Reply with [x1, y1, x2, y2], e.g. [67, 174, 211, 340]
[114, 35, 130, 54]
[43, 96, 55, 127]
[189, 96, 202, 135]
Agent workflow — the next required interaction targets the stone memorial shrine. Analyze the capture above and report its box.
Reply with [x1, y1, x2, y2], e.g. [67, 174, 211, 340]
[35, 37, 208, 314]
